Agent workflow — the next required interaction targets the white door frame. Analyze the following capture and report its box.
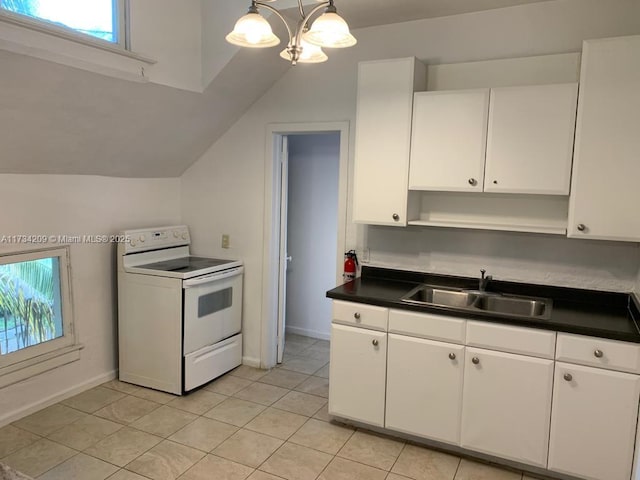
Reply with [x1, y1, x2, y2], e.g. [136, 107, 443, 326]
[260, 121, 350, 369]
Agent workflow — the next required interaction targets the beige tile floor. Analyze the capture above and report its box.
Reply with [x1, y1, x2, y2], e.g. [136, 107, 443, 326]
[0, 334, 545, 480]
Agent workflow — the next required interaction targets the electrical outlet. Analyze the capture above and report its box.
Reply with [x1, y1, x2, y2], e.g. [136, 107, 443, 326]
[221, 234, 230, 249]
[361, 247, 370, 263]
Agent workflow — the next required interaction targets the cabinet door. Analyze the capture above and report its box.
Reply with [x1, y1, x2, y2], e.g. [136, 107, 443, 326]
[386, 334, 464, 445]
[353, 58, 426, 226]
[409, 89, 489, 192]
[484, 83, 578, 195]
[568, 35, 640, 240]
[548, 363, 640, 480]
[329, 324, 387, 426]
[460, 348, 554, 467]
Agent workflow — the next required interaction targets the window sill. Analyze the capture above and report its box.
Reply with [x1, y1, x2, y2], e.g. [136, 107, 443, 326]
[0, 344, 84, 389]
[0, 11, 156, 83]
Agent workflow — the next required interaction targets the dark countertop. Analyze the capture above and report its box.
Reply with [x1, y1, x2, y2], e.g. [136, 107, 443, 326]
[327, 266, 640, 343]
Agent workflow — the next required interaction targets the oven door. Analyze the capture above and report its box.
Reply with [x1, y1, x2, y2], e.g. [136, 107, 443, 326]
[182, 266, 243, 355]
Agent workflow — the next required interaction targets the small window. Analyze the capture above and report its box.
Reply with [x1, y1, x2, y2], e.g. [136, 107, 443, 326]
[0, 247, 76, 371]
[0, 0, 126, 46]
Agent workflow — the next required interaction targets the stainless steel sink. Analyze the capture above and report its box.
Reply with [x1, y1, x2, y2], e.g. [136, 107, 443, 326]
[401, 285, 552, 320]
[403, 286, 474, 308]
[472, 294, 548, 317]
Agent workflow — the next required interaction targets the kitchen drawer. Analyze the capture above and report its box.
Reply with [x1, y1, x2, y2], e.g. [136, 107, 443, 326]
[332, 300, 388, 331]
[466, 321, 556, 359]
[556, 333, 640, 374]
[389, 309, 466, 344]
[184, 333, 242, 392]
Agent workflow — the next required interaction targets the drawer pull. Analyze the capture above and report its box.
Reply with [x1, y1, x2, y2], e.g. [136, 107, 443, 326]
[594, 349, 603, 358]
[372, 339, 379, 347]
[564, 373, 573, 382]
[472, 357, 480, 365]
[392, 213, 400, 221]
[448, 353, 456, 360]
[354, 312, 361, 320]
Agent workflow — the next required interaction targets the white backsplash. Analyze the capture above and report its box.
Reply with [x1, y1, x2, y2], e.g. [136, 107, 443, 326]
[364, 226, 640, 292]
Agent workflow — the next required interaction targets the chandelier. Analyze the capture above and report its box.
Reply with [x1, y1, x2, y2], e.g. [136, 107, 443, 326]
[226, 0, 357, 65]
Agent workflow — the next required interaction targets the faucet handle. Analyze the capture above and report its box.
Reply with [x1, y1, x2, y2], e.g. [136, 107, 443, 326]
[480, 269, 486, 279]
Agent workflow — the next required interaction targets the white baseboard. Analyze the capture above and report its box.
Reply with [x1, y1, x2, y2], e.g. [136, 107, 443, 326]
[242, 356, 262, 368]
[0, 369, 117, 427]
[285, 325, 330, 341]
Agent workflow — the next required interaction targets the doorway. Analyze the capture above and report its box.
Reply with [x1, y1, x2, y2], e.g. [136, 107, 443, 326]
[281, 133, 340, 356]
[260, 122, 349, 369]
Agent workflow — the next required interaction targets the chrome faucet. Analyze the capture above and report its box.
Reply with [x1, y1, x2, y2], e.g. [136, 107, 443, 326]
[479, 269, 492, 291]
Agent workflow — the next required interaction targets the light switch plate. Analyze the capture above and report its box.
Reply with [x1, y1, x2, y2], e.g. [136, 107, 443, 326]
[222, 234, 230, 249]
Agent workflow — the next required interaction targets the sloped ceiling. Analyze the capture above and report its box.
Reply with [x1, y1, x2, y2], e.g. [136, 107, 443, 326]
[0, 0, 554, 178]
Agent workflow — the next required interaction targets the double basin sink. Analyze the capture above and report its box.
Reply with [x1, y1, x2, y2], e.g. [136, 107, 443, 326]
[401, 285, 552, 320]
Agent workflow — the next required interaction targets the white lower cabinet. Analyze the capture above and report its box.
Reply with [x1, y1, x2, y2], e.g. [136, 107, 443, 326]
[548, 362, 640, 480]
[330, 301, 640, 480]
[328, 323, 387, 427]
[460, 347, 554, 468]
[385, 334, 464, 444]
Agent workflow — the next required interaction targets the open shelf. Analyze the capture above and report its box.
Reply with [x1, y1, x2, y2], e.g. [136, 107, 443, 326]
[407, 191, 569, 235]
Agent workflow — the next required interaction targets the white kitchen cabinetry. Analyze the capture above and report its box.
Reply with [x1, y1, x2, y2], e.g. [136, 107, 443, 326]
[484, 83, 578, 195]
[568, 35, 640, 241]
[386, 334, 465, 444]
[409, 89, 489, 192]
[460, 347, 554, 468]
[548, 332, 640, 480]
[329, 323, 387, 427]
[548, 363, 640, 480]
[352, 57, 426, 226]
[409, 84, 577, 196]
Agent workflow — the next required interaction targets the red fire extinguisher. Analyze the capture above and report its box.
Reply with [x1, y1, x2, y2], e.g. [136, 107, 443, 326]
[343, 250, 359, 282]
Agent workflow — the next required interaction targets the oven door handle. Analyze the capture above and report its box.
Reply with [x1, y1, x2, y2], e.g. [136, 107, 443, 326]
[183, 266, 244, 288]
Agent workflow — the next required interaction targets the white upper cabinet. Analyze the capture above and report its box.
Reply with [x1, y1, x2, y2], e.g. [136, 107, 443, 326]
[409, 89, 489, 192]
[409, 83, 577, 197]
[568, 35, 640, 241]
[484, 84, 578, 195]
[352, 58, 426, 226]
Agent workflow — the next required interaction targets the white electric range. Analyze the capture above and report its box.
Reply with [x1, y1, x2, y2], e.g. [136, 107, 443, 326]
[117, 225, 243, 395]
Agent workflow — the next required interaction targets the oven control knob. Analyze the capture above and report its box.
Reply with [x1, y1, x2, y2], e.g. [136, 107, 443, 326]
[181, 233, 188, 240]
[130, 239, 137, 247]
[174, 231, 179, 238]
[139, 235, 145, 243]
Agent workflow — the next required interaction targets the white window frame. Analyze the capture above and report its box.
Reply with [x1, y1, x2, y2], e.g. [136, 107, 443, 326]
[0, 0, 129, 52]
[0, 246, 81, 388]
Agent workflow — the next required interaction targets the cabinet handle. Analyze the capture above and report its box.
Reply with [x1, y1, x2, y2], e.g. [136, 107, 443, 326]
[392, 213, 400, 221]
[353, 312, 361, 320]
[448, 353, 456, 360]
[594, 349, 603, 358]
[372, 339, 379, 347]
[577, 224, 586, 232]
[471, 357, 480, 365]
[564, 373, 573, 382]
[468, 178, 477, 186]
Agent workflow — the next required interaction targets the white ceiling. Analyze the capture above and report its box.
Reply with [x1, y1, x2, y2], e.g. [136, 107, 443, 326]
[0, 0, 556, 177]
[284, 0, 553, 29]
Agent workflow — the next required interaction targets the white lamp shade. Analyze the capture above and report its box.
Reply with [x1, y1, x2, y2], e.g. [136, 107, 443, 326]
[279, 40, 328, 63]
[225, 12, 280, 48]
[304, 11, 356, 48]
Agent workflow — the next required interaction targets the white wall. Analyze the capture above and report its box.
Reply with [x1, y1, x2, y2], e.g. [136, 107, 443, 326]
[0, 175, 180, 425]
[285, 134, 340, 340]
[129, 0, 202, 91]
[181, 0, 640, 365]
[367, 227, 640, 291]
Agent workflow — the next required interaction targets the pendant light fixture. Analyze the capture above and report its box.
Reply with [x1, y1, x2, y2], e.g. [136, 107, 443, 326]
[226, 0, 356, 65]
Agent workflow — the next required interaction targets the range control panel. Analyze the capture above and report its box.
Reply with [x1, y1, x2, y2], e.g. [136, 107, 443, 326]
[121, 225, 190, 253]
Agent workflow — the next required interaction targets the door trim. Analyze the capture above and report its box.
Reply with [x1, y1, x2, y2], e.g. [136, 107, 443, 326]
[260, 121, 350, 369]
